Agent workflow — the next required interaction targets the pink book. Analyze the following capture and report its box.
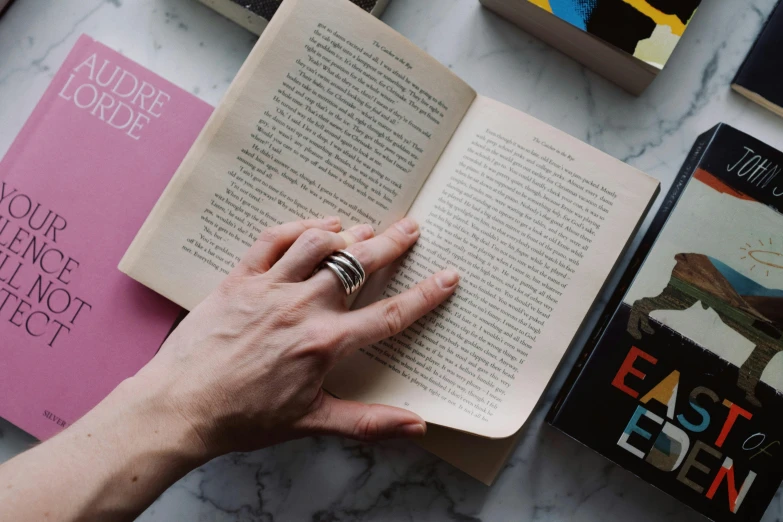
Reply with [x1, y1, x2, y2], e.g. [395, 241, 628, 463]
[0, 35, 212, 439]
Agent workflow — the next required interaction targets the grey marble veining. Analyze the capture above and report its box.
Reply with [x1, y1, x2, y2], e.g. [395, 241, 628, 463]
[1, 0, 783, 520]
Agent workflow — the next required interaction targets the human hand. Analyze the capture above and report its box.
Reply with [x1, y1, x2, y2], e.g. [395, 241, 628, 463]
[0, 216, 458, 522]
[131, 216, 459, 458]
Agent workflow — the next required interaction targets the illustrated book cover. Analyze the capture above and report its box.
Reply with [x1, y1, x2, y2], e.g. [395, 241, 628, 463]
[0, 35, 212, 440]
[732, 0, 783, 118]
[479, 0, 702, 95]
[548, 124, 783, 521]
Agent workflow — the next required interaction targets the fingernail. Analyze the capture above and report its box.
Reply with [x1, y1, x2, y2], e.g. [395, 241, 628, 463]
[396, 218, 419, 235]
[436, 269, 460, 289]
[324, 216, 341, 226]
[349, 223, 374, 241]
[396, 422, 426, 439]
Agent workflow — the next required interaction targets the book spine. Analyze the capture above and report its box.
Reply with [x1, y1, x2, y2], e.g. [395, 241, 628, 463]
[546, 126, 719, 424]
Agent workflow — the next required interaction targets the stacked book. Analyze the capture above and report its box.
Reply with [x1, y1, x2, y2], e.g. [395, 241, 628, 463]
[481, 0, 702, 94]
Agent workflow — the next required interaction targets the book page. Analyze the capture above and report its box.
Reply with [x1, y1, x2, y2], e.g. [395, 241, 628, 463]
[416, 425, 521, 485]
[119, 0, 475, 310]
[325, 96, 659, 438]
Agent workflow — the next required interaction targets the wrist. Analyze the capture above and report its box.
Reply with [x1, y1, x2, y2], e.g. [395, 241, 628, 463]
[104, 374, 215, 466]
[4, 375, 215, 521]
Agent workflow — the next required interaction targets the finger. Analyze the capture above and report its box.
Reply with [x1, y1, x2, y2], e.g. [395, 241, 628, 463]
[340, 269, 459, 353]
[298, 394, 426, 441]
[236, 217, 342, 275]
[308, 217, 419, 296]
[338, 218, 421, 281]
[270, 223, 374, 282]
[339, 224, 374, 248]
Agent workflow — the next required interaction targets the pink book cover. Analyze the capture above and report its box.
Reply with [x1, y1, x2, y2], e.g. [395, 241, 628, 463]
[0, 35, 212, 439]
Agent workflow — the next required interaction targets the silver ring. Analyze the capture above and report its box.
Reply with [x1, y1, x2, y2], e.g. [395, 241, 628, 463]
[335, 250, 365, 281]
[319, 250, 366, 295]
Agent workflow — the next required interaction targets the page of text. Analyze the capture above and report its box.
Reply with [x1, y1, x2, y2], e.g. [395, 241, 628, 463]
[325, 96, 658, 437]
[121, 0, 475, 310]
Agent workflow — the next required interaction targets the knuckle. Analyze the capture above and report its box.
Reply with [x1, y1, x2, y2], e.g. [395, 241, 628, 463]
[216, 275, 245, 299]
[257, 227, 282, 246]
[347, 242, 373, 269]
[300, 323, 342, 357]
[384, 229, 408, 251]
[353, 410, 382, 442]
[415, 282, 438, 309]
[381, 300, 406, 337]
[275, 296, 310, 328]
[274, 307, 303, 330]
[304, 324, 330, 347]
[212, 278, 270, 324]
[298, 229, 332, 256]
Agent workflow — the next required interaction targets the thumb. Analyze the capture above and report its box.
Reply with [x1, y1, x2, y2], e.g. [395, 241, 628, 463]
[301, 394, 426, 442]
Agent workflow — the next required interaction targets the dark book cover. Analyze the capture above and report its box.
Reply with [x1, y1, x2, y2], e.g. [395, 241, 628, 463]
[733, 0, 783, 115]
[549, 124, 783, 522]
[197, 0, 388, 36]
[223, 0, 379, 20]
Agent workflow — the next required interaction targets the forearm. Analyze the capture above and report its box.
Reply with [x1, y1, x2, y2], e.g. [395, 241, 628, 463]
[0, 217, 447, 519]
[0, 376, 209, 522]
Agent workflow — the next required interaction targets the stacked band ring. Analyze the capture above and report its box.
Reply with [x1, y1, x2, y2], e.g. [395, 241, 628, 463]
[319, 250, 366, 295]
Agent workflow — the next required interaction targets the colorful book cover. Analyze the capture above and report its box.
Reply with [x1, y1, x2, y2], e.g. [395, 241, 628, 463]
[549, 124, 783, 522]
[0, 35, 212, 439]
[529, 0, 702, 69]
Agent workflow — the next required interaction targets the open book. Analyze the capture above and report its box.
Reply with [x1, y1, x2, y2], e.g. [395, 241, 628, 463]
[119, 0, 659, 481]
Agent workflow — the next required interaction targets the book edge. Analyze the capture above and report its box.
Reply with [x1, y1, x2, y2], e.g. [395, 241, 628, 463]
[118, 1, 299, 296]
[731, 84, 783, 120]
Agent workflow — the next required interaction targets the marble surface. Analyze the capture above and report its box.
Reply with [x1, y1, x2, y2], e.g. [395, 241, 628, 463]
[2, 0, 783, 520]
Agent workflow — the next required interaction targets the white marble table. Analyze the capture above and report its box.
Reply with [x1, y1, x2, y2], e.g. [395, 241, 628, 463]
[2, 0, 783, 520]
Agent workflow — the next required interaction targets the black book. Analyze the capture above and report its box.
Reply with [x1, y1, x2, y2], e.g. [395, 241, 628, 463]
[549, 124, 783, 522]
[733, 1, 783, 117]
[197, 0, 390, 35]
